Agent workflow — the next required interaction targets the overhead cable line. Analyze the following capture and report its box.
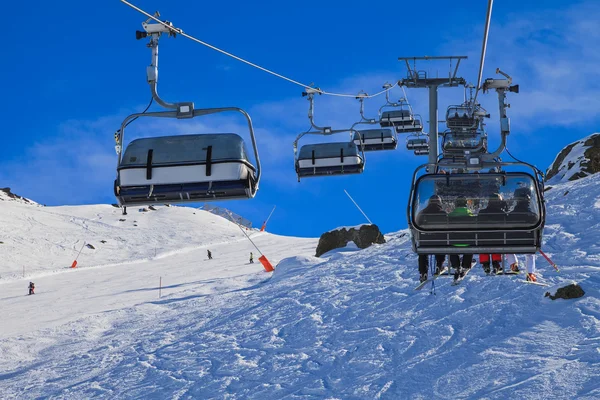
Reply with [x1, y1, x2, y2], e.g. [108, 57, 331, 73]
[120, 0, 396, 99]
[474, 0, 494, 102]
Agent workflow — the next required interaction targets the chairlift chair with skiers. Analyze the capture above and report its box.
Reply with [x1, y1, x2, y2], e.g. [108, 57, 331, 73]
[445, 105, 477, 129]
[441, 130, 487, 156]
[407, 165, 545, 255]
[407, 68, 547, 255]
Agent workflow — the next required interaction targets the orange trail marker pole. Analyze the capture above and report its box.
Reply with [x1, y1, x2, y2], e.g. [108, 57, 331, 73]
[260, 205, 276, 232]
[71, 242, 86, 268]
[227, 211, 275, 272]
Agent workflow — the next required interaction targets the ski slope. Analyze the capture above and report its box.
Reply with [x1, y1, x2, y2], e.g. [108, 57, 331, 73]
[1, 174, 600, 399]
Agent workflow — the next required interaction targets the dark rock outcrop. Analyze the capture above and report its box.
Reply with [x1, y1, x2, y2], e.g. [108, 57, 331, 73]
[315, 224, 386, 257]
[546, 133, 600, 183]
[0, 188, 37, 204]
[545, 284, 585, 300]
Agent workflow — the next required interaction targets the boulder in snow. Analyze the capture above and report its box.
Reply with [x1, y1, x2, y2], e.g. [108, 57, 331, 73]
[545, 283, 585, 300]
[315, 224, 385, 257]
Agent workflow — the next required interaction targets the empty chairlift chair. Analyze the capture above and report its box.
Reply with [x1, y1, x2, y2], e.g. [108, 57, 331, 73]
[407, 170, 545, 255]
[296, 142, 364, 180]
[380, 109, 413, 128]
[395, 114, 424, 134]
[352, 129, 397, 151]
[406, 135, 428, 150]
[115, 133, 258, 206]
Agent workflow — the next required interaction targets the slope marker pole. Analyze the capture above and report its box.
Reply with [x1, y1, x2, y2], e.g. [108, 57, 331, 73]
[539, 249, 559, 272]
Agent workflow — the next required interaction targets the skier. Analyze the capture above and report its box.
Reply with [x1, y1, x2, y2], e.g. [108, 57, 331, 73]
[505, 187, 539, 281]
[416, 195, 447, 282]
[506, 254, 537, 282]
[448, 197, 474, 280]
[207, 249, 212, 260]
[478, 193, 509, 274]
[249, 252, 254, 264]
[28, 282, 35, 295]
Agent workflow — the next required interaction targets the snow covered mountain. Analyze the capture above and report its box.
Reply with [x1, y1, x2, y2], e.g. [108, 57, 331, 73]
[546, 133, 600, 184]
[1, 145, 600, 398]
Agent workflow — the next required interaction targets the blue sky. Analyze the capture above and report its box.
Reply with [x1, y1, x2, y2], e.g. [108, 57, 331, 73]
[2, 0, 599, 238]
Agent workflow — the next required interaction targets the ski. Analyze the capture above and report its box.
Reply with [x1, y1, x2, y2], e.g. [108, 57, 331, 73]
[451, 267, 473, 286]
[487, 270, 520, 276]
[414, 267, 449, 291]
[517, 279, 549, 287]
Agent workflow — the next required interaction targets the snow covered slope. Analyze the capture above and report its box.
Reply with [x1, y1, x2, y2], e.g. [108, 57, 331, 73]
[1, 174, 600, 399]
[0, 203, 271, 280]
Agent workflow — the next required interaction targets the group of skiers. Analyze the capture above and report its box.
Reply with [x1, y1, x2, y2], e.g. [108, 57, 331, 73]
[207, 250, 254, 264]
[418, 191, 538, 283]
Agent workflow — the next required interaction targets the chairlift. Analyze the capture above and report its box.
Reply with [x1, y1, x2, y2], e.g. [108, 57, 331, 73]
[441, 130, 487, 156]
[114, 19, 260, 207]
[446, 105, 477, 129]
[294, 87, 365, 181]
[394, 114, 423, 133]
[116, 132, 258, 206]
[352, 129, 397, 151]
[350, 91, 398, 151]
[407, 164, 546, 255]
[414, 148, 429, 156]
[406, 133, 429, 150]
[295, 141, 365, 180]
[379, 86, 415, 128]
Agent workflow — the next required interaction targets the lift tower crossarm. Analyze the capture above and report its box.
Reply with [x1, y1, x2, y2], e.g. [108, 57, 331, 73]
[396, 56, 468, 170]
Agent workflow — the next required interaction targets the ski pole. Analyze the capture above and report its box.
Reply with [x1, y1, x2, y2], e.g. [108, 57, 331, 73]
[538, 249, 559, 272]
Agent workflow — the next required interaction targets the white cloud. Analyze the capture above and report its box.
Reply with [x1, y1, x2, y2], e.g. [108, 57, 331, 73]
[438, 1, 600, 131]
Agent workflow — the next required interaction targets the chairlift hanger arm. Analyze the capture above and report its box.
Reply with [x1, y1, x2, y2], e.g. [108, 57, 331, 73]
[139, 17, 190, 111]
[355, 93, 377, 123]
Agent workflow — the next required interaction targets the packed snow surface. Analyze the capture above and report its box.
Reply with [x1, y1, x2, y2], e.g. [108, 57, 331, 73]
[1, 174, 600, 399]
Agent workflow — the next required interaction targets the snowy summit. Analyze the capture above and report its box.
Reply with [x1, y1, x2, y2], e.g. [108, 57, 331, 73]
[546, 133, 600, 184]
[0, 187, 38, 205]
